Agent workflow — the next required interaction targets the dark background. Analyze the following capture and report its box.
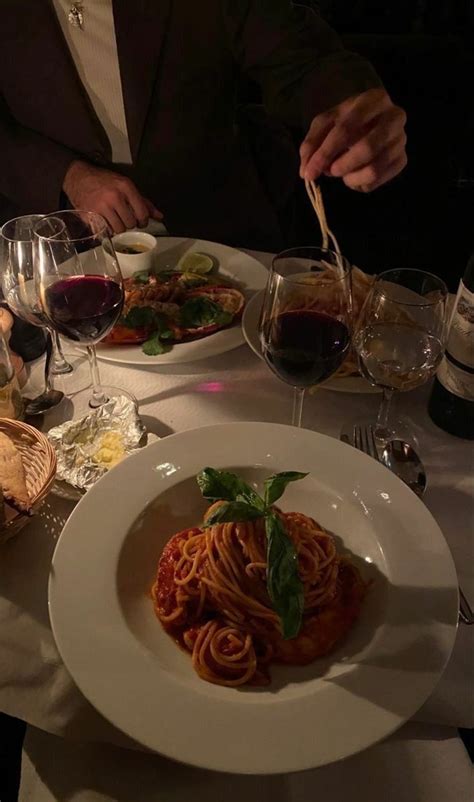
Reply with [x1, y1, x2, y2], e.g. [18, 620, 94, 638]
[242, 0, 474, 291]
[315, 0, 474, 292]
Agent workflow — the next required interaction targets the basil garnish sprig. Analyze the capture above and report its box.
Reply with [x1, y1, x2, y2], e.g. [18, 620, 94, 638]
[196, 468, 307, 639]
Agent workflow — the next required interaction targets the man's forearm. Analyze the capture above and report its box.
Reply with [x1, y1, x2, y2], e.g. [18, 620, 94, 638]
[224, 1, 381, 127]
[299, 48, 382, 127]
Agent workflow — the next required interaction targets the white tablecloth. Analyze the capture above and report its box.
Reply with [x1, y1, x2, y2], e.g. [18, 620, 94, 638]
[19, 722, 473, 802]
[0, 249, 472, 801]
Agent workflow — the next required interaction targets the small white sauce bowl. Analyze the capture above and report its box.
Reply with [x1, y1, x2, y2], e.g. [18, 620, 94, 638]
[111, 231, 157, 278]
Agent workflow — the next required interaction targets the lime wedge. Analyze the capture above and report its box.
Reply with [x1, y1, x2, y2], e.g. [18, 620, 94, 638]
[177, 252, 214, 275]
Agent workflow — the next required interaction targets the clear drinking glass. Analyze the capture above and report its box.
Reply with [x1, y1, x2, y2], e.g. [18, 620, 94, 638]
[0, 216, 74, 415]
[33, 210, 130, 409]
[349, 268, 448, 443]
[1, 216, 73, 377]
[259, 246, 352, 427]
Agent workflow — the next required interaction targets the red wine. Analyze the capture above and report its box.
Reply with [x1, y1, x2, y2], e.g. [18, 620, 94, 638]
[44, 276, 123, 344]
[262, 310, 350, 388]
[428, 252, 474, 439]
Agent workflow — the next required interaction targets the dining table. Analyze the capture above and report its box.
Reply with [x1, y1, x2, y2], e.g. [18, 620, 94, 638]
[0, 247, 472, 802]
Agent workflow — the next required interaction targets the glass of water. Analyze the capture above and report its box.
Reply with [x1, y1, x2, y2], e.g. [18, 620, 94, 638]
[347, 269, 448, 443]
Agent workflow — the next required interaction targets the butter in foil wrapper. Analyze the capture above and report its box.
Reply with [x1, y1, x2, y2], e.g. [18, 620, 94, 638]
[48, 396, 146, 491]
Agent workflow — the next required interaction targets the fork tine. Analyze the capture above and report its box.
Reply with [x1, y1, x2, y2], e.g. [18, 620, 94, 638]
[361, 426, 371, 457]
[352, 425, 358, 449]
[353, 425, 361, 451]
[352, 424, 379, 461]
[368, 426, 380, 461]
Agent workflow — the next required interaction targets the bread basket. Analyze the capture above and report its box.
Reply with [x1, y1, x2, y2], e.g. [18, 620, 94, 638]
[0, 418, 57, 544]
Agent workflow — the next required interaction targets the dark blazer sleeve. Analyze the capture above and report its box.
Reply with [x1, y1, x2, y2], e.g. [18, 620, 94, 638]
[0, 94, 76, 213]
[223, 0, 382, 127]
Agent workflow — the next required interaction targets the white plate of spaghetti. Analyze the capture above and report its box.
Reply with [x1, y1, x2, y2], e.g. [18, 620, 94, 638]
[49, 422, 458, 774]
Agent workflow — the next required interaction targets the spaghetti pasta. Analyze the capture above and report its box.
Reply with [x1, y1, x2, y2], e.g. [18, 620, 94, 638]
[305, 179, 341, 255]
[152, 507, 365, 687]
[304, 180, 376, 379]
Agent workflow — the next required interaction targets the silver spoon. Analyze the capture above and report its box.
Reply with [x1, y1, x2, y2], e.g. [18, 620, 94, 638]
[381, 439, 427, 499]
[23, 331, 64, 416]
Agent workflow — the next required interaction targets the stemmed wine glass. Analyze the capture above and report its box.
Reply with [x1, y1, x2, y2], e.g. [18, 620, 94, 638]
[0, 215, 74, 415]
[33, 210, 131, 409]
[259, 246, 352, 427]
[346, 268, 448, 444]
[1, 216, 73, 376]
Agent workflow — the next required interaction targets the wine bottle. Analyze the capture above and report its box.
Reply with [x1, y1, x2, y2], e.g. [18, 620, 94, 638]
[428, 253, 474, 439]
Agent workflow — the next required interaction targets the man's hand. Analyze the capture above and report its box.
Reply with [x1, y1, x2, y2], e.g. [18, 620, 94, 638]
[300, 88, 407, 192]
[63, 160, 163, 233]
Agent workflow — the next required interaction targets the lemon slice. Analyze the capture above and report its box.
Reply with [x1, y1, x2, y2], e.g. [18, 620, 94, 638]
[177, 252, 214, 275]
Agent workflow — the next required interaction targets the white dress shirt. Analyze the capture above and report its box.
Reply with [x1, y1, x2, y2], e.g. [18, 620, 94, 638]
[52, 0, 133, 164]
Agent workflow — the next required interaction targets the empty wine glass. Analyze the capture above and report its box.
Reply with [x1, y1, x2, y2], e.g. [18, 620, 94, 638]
[259, 246, 352, 427]
[33, 210, 132, 409]
[346, 268, 448, 444]
[1, 216, 73, 377]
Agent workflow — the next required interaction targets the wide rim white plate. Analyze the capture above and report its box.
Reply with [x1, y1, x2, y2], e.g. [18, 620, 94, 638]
[242, 290, 381, 394]
[49, 423, 458, 774]
[96, 237, 268, 365]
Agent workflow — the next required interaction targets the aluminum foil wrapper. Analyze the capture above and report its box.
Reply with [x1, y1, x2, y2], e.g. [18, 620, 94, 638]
[48, 396, 146, 492]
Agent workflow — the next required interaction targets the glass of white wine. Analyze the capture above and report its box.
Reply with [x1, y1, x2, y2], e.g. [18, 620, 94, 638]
[347, 268, 448, 444]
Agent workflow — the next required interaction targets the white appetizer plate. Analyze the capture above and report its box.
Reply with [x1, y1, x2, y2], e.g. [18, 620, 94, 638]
[96, 237, 268, 365]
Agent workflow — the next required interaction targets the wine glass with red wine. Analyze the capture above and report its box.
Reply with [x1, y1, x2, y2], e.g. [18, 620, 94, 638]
[259, 247, 352, 427]
[33, 210, 131, 409]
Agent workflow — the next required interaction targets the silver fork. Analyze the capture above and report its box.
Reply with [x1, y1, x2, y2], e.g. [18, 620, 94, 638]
[352, 424, 379, 461]
[343, 424, 473, 626]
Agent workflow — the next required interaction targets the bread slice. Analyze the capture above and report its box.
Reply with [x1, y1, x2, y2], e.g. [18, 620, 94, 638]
[0, 432, 31, 514]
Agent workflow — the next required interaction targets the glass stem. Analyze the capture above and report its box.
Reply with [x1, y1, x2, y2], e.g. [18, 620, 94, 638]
[87, 345, 107, 408]
[50, 330, 73, 375]
[292, 387, 305, 427]
[43, 330, 54, 394]
[375, 388, 394, 439]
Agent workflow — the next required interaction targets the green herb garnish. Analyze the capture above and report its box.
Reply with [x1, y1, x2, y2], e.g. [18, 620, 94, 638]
[122, 307, 172, 355]
[179, 297, 232, 329]
[121, 306, 157, 329]
[197, 467, 307, 639]
[142, 331, 170, 355]
[132, 270, 151, 284]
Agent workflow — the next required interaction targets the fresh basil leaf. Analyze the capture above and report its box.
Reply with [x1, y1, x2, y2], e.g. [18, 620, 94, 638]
[264, 471, 308, 507]
[265, 512, 304, 639]
[204, 501, 263, 526]
[142, 332, 170, 356]
[197, 468, 265, 509]
[122, 306, 156, 329]
[179, 297, 232, 329]
[132, 270, 150, 284]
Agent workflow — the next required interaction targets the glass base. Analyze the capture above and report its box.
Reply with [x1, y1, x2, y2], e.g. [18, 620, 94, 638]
[76, 385, 138, 415]
[341, 416, 420, 452]
[51, 358, 74, 376]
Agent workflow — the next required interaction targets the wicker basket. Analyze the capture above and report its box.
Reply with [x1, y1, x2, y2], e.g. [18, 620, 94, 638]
[0, 418, 57, 544]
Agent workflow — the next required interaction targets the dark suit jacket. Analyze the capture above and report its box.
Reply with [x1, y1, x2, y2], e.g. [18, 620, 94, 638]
[0, 1, 381, 249]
